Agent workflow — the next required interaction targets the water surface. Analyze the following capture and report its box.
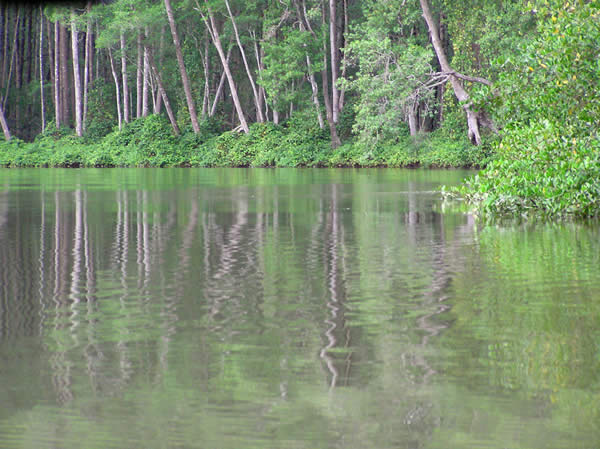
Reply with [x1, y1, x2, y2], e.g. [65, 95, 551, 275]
[1, 168, 599, 448]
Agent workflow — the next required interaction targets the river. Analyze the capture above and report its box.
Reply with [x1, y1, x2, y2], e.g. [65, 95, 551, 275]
[0, 168, 599, 448]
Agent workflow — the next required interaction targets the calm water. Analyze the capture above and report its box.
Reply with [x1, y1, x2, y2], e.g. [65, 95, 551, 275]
[1, 168, 599, 449]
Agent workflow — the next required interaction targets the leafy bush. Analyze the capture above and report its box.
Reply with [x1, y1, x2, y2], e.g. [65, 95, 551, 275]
[460, 0, 600, 218]
[462, 121, 600, 217]
[1, 110, 490, 169]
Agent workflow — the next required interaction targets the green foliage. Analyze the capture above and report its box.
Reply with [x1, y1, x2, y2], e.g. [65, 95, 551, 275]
[342, 4, 435, 146]
[85, 79, 117, 142]
[461, 0, 600, 218]
[100, 114, 180, 166]
[462, 121, 600, 217]
[261, 26, 321, 114]
[0, 112, 487, 169]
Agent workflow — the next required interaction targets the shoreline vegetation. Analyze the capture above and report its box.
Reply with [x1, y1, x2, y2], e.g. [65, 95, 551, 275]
[0, 114, 492, 169]
[0, 0, 598, 218]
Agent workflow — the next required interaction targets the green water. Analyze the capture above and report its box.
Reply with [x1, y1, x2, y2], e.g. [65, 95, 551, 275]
[0, 168, 599, 449]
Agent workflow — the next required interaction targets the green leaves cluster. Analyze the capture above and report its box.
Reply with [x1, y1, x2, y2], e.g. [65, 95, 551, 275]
[462, 0, 600, 218]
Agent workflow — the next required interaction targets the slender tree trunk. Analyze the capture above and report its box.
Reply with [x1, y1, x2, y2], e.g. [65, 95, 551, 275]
[87, 17, 93, 84]
[295, 5, 324, 129]
[83, 3, 91, 130]
[1, 6, 8, 88]
[136, 31, 142, 118]
[164, 0, 200, 132]
[224, 0, 263, 123]
[71, 11, 83, 137]
[199, 3, 249, 133]
[408, 103, 418, 136]
[15, 7, 22, 95]
[251, 35, 267, 121]
[108, 47, 122, 131]
[25, 5, 32, 86]
[54, 20, 60, 128]
[59, 23, 69, 127]
[39, 6, 45, 132]
[329, 0, 339, 124]
[210, 44, 231, 117]
[120, 32, 129, 123]
[2, 7, 19, 112]
[307, 56, 324, 129]
[338, 0, 348, 111]
[95, 23, 100, 81]
[201, 30, 209, 118]
[0, 104, 10, 140]
[419, 0, 482, 145]
[320, 3, 340, 148]
[146, 46, 180, 135]
[154, 26, 166, 114]
[46, 19, 54, 108]
[142, 29, 149, 116]
[14, 7, 22, 137]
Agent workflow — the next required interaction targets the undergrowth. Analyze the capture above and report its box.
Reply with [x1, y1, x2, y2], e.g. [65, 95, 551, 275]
[0, 114, 487, 169]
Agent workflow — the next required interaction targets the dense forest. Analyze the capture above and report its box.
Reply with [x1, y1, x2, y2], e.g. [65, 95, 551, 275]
[0, 0, 598, 216]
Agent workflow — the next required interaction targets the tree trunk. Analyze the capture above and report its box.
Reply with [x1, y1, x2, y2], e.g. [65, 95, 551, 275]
[39, 6, 45, 132]
[307, 57, 324, 129]
[46, 19, 54, 112]
[419, 0, 482, 145]
[146, 46, 180, 135]
[14, 7, 22, 137]
[295, 2, 324, 129]
[120, 32, 129, 123]
[25, 5, 32, 86]
[142, 30, 149, 117]
[83, 3, 91, 130]
[164, 0, 200, 132]
[1, 5, 8, 88]
[108, 47, 122, 131]
[200, 3, 249, 133]
[408, 104, 418, 137]
[154, 26, 166, 114]
[251, 35, 268, 121]
[321, 3, 340, 148]
[2, 7, 19, 117]
[338, 0, 348, 112]
[210, 44, 231, 117]
[136, 31, 142, 118]
[329, 0, 339, 124]
[225, 0, 263, 123]
[54, 20, 60, 128]
[0, 104, 10, 140]
[201, 30, 209, 118]
[59, 23, 69, 127]
[71, 11, 83, 137]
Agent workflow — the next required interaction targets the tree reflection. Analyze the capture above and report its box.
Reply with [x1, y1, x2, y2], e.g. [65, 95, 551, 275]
[1, 170, 597, 448]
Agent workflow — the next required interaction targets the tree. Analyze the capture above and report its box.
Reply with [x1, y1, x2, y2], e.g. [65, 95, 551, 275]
[71, 9, 83, 136]
[164, 0, 200, 132]
[0, 104, 10, 139]
[419, 0, 494, 145]
[197, 0, 249, 133]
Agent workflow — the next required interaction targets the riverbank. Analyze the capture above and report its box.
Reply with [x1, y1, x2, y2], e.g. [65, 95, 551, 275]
[0, 115, 493, 169]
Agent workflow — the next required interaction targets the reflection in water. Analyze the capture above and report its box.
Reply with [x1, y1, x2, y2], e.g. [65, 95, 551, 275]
[0, 169, 598, 449]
